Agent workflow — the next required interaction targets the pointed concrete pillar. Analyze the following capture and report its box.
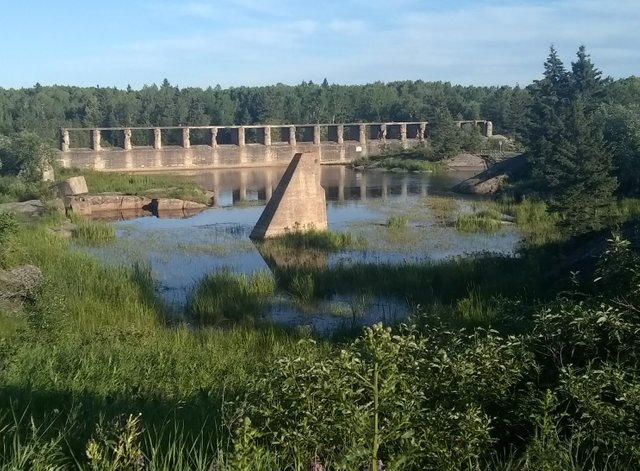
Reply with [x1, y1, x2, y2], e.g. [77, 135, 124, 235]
[486, 121, 493, 137]
[123, 128, 132, 150]
[91, 129, 101, 151]
[182, 127, 191, 149]
[61, 129, 70, 152]
[154, 128, 162, 149]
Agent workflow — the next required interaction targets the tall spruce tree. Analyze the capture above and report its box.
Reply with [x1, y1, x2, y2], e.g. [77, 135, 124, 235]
[525, 46, 617, 234]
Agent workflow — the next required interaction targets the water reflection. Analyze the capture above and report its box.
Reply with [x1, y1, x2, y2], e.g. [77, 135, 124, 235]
[191, 166, 466, 207]
[77, 167, 519, 333]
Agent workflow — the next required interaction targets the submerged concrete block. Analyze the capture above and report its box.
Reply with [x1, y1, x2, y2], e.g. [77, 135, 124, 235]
[250, 152, 327, 240]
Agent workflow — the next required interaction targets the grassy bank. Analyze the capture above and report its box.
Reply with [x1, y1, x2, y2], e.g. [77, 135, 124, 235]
[57, 168, 209, 204]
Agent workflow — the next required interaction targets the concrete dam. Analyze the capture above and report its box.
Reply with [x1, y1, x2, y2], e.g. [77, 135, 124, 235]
[57, 120, 493, 172]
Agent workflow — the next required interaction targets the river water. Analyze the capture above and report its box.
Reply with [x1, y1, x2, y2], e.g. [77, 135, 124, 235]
[79, 167, 520, 333]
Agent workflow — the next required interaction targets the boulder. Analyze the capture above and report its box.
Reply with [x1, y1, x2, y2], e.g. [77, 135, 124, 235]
[0, 265, 43, 301]
[56, 176, 88, 196]
[453, 154, 526, 195]
[0, 200, 45, 218]
[445, 153, 488, 169]
[64, 194, 152, 215]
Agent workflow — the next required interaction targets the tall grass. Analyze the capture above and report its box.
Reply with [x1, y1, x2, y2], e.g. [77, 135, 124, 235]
[456, 211, 503, 233]
[186, 270, 275, 325]
[386, 214, 408, 230]
[69, 213, 116, 245]
[263, 229, 356, 251]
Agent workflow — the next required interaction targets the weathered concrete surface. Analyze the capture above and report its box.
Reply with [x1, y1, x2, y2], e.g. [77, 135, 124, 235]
[445, 153, 487, 170]
[250, 152, 327, 240]
[56, 176, 88, 196]
[454, 154, 526, 195]
[64, 194, 152, 216]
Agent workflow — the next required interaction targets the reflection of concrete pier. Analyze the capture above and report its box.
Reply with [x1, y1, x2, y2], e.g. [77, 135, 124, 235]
[57, 120, 493, 172]
[192, 167, 436, 207]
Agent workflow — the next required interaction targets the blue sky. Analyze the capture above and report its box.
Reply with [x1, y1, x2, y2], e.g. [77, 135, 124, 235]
[2, 0, 638, 89]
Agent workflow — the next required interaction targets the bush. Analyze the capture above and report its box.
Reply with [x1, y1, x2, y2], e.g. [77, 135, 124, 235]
[0, 132, 55, 182]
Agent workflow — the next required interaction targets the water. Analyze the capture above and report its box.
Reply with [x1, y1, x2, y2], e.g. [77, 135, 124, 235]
[79, 167, 520, 333]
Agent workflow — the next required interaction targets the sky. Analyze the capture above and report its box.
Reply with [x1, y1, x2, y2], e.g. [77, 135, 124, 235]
[2, 0, 639, 89]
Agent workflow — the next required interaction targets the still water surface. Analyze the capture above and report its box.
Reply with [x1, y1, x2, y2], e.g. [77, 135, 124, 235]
[80, 167, 520, 333]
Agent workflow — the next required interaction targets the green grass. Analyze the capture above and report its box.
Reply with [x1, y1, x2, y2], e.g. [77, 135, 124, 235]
[69, 213, 116, 245]
[0, 176, 48, 203]
[186, 270, 276, 325]
[57, 168, 209, 204]
[263, 228, 356, 251]
[386, 214, 408, 230]
[456, 212, 503, 233]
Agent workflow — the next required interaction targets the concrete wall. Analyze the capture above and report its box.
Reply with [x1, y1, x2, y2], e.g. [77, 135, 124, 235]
[58, 140, 425, 171]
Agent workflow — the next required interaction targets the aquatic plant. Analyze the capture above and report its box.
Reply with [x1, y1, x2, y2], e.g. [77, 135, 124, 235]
[69, 214, 116, 245]
[186, 270, 275, 325]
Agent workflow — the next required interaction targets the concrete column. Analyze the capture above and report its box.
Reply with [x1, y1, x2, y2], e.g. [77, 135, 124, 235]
[486, 121, 493, 137]
[400, 123, 407, 149]
[154, 128, 162, 149]
[337, 124, 344, 144]
[123, 128, 132, 150]
[239, 171, 247, 200]
[211, 127, 218, 147]
[238, 127, 245, 147]
[289, 126, 296, 146]
[314, 125, 321, 145]
[380, 124, 387, 141]
[91, 129, 101, 151]
[419, 122, 427, 141]
[60, 129, 70, 152]
[359, 124, 367, 146]
[263, 126, 272, 146]
[182, 127, 191, 149]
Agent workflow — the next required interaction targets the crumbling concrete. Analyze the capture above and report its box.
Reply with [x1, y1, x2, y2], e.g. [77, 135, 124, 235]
[56, 176, 88, 196]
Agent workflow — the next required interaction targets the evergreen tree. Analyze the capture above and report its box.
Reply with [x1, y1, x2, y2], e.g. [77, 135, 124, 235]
[525, 46, 617, 234]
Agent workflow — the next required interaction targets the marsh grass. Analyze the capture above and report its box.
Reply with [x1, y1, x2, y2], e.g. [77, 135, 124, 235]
[424, 195, 459, 225]
[186, 270, 275, 325]
[386, 215, 408, 230]
[69, 214, 116, 245]
[266, 229, 356, 251]
[456, 212, 503, 233]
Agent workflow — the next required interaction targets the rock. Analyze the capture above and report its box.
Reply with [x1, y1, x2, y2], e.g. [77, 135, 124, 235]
[445, 153, 487, 169]
[205, 191, 217, 206]
[42, 164, 55, 182]
[456, 174, 507, 195]
[453, 154, 527, 195]
[154, 198, 186, 212]
[56, 176, 88, 196]
[0, 200, 45, 218]
[182, 200, 207, 211]
[0, 265, 43, 301]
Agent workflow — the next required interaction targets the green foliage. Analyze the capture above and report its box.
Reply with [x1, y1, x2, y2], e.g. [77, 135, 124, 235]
[186, 270, 275, 325]
[233, 323, 533, 469]
[0, 176, 45, 203]
[0, 132, 54, 182]
[0, 211, 18, 264]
